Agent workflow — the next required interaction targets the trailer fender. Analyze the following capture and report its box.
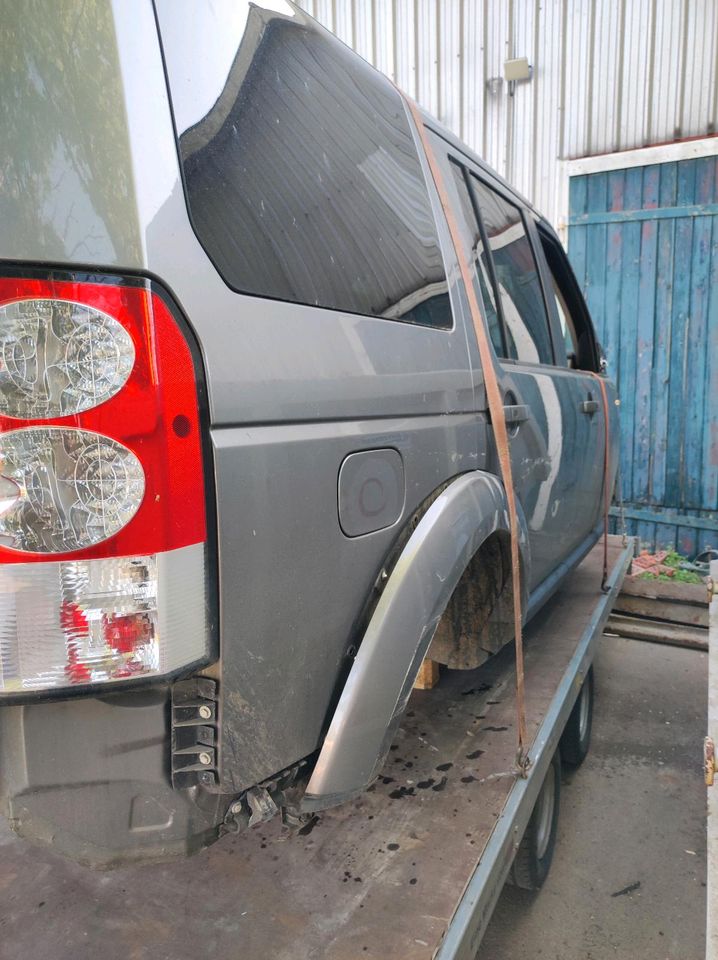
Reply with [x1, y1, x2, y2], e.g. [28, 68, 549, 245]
[302, 471, 530, 812]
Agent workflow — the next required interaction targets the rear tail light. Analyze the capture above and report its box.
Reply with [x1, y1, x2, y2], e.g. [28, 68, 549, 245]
[0, 274, 212, 695]
[0, 298, 135, 418]
[0, 427, 145, 553]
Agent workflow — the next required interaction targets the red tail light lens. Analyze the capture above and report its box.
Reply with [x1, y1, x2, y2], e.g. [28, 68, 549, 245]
[0, 274, 211, 695]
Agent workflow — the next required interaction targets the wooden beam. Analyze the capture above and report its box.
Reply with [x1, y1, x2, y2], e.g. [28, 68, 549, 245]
[414, 659, 440, 690]
[613, 593, 708, 628]
[605, 613, 708, 652]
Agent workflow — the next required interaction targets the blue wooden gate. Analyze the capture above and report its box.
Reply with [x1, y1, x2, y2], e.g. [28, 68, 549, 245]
[568, 155, 718, 556]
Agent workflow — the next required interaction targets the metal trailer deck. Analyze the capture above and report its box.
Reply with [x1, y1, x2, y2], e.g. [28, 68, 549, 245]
[2, 536, 632, 960]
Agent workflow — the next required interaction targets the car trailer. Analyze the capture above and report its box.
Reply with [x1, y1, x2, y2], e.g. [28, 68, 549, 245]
[1, 535, 632, 960]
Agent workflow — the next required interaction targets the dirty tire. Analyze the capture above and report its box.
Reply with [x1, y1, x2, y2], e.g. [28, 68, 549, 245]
[509, 750, 561, 891]
[560, 666, 594, 768]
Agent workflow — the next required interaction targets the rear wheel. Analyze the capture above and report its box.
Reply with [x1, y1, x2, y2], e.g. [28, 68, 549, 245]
[560, 666, 594, 767]
[509, 749, 561, 891]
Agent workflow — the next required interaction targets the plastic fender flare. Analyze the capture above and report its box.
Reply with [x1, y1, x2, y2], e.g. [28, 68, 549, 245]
[302, 471, 530, 812]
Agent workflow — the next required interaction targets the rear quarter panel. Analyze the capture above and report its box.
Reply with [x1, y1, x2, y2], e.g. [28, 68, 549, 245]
[153, 0, 487, 790]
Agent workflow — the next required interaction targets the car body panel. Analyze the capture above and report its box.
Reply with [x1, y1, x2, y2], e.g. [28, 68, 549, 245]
[0, 0, 618, 864]
[212, 415, 487, 791]
[302, 471, 530, 810]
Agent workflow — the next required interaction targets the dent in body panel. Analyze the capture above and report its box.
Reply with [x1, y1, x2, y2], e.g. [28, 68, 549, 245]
[0, 0, 142, 266]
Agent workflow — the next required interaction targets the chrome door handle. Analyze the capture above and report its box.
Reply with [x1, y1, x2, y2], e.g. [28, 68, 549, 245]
[581, 399, 600, 414]
[504, 404, 530, 425]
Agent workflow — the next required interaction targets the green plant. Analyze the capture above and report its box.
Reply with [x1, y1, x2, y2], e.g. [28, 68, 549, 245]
[637, 549, 704, 584]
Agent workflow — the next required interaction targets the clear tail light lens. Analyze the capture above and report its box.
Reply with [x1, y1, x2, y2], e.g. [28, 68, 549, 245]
[0, 427, 145, 553]
[0, 273, 212, 697]
[0, 545, 207, 692]
[0, 298, 135, 419]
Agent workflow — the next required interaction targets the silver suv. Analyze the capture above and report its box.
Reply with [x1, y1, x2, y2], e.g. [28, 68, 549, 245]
[0, 1, 617, 866]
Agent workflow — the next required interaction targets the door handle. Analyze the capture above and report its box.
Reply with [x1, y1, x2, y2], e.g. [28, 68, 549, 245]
[581, 399, 600, 415]
[504, 403, 530, 425]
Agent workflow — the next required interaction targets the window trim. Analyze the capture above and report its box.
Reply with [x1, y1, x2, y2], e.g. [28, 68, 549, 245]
[535, 223, 602, 373]
[465, 168, 559, 368]
[447, 157, 511, 358]
[168, 20, 455, 333]
[436, 133, 596, 372]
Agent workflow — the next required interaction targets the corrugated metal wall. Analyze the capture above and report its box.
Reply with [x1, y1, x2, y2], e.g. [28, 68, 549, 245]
[299, 0, 718, 227]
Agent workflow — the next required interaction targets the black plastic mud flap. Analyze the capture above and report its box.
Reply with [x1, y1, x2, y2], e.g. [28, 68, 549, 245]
[0, 686, 224, 868]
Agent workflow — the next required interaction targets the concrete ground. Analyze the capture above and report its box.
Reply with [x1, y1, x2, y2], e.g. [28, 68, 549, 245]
[481, 634, 707, 960]
[0, 634, 706, 958]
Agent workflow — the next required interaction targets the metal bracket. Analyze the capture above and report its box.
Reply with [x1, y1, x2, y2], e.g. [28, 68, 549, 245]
[705, 736, 716, 787]
[245, 786, 280, 827]
[171, 677, 219, 789]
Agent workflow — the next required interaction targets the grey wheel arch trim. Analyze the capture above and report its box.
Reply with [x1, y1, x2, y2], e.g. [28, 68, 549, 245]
[302, 471, 530, 811]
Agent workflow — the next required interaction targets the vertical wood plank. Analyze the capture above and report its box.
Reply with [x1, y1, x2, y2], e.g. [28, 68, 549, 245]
[677, 524, 697, 559]
[633, 518, 657, 551]
[649, 161, 678, 511]
[683, 157, 714, 510]
[585, 174, 609, 351]
[703, 172, 718, 514]
[568, 175, 589, 294]
[633, 164, 660, 512]
[601, 172, 622, 380]
[618, 166, 642, 502]
[665, 159, 697, 512]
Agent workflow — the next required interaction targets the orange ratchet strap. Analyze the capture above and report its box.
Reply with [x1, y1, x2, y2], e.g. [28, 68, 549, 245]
[402, 95, 529, 773]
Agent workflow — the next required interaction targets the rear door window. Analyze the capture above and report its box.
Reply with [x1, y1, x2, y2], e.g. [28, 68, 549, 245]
[538, 228, 600, 372]
[173, 11, 451, 328]
[467, 176, 554, 365]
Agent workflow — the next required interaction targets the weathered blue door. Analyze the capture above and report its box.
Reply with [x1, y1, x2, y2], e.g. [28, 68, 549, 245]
[568, 156, 718, 555]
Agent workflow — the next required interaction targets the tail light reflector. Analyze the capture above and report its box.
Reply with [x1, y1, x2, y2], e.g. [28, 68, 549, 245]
[0, 298, 135, 419]
[0, 547, 206, 692]
[0, 274, 212, 695]
[0, 427, 145, 553]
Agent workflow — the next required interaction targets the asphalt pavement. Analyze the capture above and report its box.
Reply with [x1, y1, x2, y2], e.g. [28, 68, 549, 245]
[481, 634, 707, 960]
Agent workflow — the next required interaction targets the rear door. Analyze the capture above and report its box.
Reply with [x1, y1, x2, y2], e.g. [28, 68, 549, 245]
[534, 223, 608, 540]
[436, 145, 600, 588]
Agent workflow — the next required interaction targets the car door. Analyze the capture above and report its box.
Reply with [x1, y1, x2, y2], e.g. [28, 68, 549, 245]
[533, 222, 609, 539]
[437, 148, 596, 588]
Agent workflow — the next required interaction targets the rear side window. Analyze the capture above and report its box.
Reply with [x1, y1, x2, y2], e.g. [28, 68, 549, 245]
[539, 229, 600, 372]
[174, 14, 451, 328]
[468, 176, 554, 365]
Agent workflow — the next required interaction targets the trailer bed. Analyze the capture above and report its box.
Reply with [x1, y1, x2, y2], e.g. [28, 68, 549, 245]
[1, 536, 631, 960]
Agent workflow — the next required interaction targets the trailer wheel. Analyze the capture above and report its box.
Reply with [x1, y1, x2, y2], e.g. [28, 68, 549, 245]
[509, 750, 561, 891]
[560, 666, 594, 767]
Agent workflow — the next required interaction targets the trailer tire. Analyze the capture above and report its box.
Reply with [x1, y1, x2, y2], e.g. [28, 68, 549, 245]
[509, 750, 561, 891]
[560, 666, 594, 768]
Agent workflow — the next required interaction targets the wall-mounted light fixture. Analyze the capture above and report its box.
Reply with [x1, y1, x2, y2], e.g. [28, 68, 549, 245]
[503, 57, 533, 96]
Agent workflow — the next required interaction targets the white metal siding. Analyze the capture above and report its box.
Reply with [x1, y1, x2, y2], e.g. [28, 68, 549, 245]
[299, 0, 718, 227]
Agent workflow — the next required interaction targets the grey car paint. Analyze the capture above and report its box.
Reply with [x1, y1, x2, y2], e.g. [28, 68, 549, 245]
[0, 0, 618, 863]
[303, 470, 530, 810]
